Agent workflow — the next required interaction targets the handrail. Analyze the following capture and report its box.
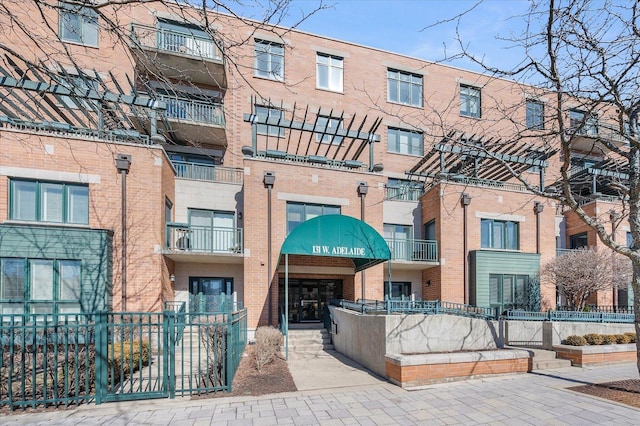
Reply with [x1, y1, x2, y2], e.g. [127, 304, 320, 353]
[165, 223, 243, 253]
[384, 238, 438, 262]
[172, 161, 243, 184]
[130, 22, 223, 62]
[154, 94, 225, 126]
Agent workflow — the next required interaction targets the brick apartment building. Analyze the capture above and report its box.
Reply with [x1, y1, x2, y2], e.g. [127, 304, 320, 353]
[0, 1, 633, 330]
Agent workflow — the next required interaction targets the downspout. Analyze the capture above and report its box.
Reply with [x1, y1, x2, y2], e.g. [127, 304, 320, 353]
[115, 154, 132, 310]
[358, 182, 368, 300]
[534, 202, 544, 254]
[461, 193, 471, 305]
[264, 171, 276, 324]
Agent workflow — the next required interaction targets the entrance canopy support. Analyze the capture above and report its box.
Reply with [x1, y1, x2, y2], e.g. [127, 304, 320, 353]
[279, 215, 391, 359]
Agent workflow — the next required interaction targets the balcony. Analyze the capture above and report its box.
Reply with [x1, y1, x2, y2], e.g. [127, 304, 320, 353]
[172, 161, 243, 184]
[164, 223, 243, 264]
[133, 93, 227, 147]
[129, 23, 226, 87]
[570, 124, 627, 152]
[385, 238, 438, 270]
[384, 185, 424, 201]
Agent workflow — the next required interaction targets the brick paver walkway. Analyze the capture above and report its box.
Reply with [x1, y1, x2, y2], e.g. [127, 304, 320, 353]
[5, 364, 640, 425]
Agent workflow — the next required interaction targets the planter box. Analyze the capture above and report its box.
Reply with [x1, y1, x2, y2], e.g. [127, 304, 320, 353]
[554, 344, 637, 367]
[385, 349, 531, 388]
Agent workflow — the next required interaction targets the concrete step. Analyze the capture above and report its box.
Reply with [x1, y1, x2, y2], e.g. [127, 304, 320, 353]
[284, 344, 335, 351]
[285, 336, 331, 344]
[526, 348, 558, 361]
[532, 359, 572, 370]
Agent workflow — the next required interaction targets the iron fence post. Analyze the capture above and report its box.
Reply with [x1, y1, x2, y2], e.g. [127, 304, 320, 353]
[94, 311, 107, 405]
[226, 309, 233, 392]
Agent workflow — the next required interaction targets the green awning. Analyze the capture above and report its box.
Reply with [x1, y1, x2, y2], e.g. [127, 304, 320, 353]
[280, 214, 391, 272]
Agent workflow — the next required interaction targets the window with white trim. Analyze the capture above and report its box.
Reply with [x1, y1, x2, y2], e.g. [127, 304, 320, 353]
[387, 69, 423, 107]
[59, 2, 98, 46]
[316, 53, 343, 92]
[387, 127, 423, 156]
[10, 179, 89, 225]
[254, 39, 284, 81]
[569, 109, 598, 136]
[460, 84, 481, 118]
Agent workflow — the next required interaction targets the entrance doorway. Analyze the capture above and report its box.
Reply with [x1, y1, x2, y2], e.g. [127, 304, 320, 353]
[279, 279, 343, 322]
[189, 277, 233, 312]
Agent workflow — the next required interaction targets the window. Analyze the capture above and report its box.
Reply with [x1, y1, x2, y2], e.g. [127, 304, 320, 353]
[526, 100, 544, 130]
[387, 69, 422, 107]
[58, 75, 98, 109]
[387, 128, 423, 156]
[255, 106, 285, 137]
[569, 232, 588, 249]
[384, 282, 412, 299]
[0, 258, 81, 314]
[59, 2, 98, 46]
[489, 274, 528, 310]
[188, 209, 236, 252]
[481, 219, 519, 250]
[254, 39, 284, 81]
[460, 85, 481, 118]
[386, 178, 423, 201]
[569, 109, 598, 136]
[316, 53, 343, 92]
[10, 179, 89, 225]
[286, 202, 340, 233]
[316, 116, 343, 144]
[627, 232, 634, 248]
[424, 220, 436, 241]
[384, 224, 413, 260]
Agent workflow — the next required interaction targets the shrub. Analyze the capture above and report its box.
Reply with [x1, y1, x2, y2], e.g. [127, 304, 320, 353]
[254, 326, 283, 373]
[564, 335, 587, 346]
[615, 334, 631, 344]
[584, 333, 603, 345]
[602, 334, 617, 345]
[108, 341, 151, 383]
[624, 332, 637, 343]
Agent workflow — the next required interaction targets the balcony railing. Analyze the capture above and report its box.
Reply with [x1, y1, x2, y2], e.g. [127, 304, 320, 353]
[166, 223, 243, 254]
[384, 185, 424, 201]
[172, 161, 243, 184]
[130, 23, 223, 62]
[385, 238, 438, 262]
[155, 94, 225, 126]
[556, 248, 580, 256]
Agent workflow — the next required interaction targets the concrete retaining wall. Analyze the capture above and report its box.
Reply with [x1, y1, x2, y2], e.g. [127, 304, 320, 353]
[505, 321, 635, 349]
[554, 344, 637, 366]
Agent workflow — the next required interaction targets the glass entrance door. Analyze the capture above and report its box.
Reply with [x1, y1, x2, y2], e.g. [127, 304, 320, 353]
[189, 277, 233, 312]
[300, 282, 319, 321]
[279, 279, 343, 323]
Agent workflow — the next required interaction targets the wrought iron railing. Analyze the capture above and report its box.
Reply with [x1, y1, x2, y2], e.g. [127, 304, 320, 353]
[172, 161, 243, 184]
[446, 175, 530, 193]
[165, 223, 243, 254]
[384, 185, 424, 201]
[130, 23, 223, 62]
[504, 309, 634, 323]
[384, 238, 438, 262]
[155, 94, 225, 126]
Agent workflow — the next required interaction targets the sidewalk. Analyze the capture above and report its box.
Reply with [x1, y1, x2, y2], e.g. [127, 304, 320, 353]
[5, 363, 640, 425]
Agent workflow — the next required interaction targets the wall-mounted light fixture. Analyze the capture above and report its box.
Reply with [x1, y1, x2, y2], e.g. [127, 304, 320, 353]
[534, 201, 545, 214]
[169, 274, 176, 283]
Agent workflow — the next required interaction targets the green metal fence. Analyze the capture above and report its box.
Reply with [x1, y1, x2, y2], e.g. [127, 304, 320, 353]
[1, 303, 247, 410]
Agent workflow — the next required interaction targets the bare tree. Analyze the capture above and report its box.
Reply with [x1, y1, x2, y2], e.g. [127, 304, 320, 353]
[542, 248, 631, 311]
[437, 0, 640, 374]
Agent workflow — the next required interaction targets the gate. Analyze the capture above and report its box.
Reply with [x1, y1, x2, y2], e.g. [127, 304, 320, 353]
[1, 302, 247, 410]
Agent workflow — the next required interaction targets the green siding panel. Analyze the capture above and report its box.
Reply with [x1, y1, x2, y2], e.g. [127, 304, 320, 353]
[470, 250, 540, 308]
[0, 224, 113, 313]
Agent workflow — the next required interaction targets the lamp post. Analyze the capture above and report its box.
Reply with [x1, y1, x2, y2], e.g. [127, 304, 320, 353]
[357, 182, 368, 300]
[461, 193, 471, 305]
[610, 209, 620, 310]
[264, 171, 275, 324]
[115, 154, 131, 311]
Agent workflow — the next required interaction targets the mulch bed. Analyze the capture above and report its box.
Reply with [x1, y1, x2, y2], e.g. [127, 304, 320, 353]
[194, 344, 297, 398]
[569, 379, 640, 409]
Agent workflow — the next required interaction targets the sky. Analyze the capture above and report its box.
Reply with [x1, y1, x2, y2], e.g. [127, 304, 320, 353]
[233, 0, 534, 73]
